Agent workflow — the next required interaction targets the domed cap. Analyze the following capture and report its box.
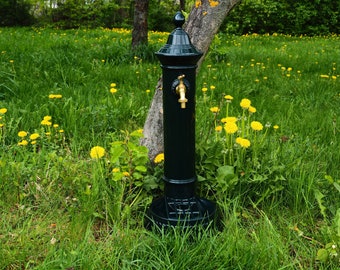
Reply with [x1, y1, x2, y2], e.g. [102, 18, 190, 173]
[155, 11, 203, 66]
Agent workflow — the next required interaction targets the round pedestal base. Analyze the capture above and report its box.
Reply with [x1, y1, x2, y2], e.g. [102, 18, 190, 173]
[146, 196, 216, 229]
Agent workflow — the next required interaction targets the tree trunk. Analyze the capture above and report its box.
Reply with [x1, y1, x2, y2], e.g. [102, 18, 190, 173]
[141, 0, 241, 162]
[180, 0, 186, 11]
[132, 0, 149, 49]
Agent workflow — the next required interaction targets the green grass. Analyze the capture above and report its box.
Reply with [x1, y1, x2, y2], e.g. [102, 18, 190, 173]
[0, 27, 339, 269]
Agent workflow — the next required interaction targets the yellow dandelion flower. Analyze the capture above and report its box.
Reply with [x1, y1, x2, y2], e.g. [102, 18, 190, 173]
[235, 137, 242, 144]
[240, 98, 251, 109]
[41, 119, 52, 126]
[18, 140, 28, 146]
[236, 137, 251, 148]
[146, 89, 151, 93]
[320, 74, 329, 79]
[59, 129, 64, 133]
[242, 139, 251, 148]
[224, 122, 238, 134]
[221, 117, 237, 123]
[0, 108, 7, 114]
[43, 115, 52, 121]
[224, 95, 233, 101]
[112, 168, 120, 173]
[154, 153, 164, 164]
[273, 125, 279, 130]
[248, 106, 256, 113]
[209, 0, 219, 7]
[31, 140, 37, 145]
[195, 0, 201, 8]
[0, 124, 4, 128]
[251, 121, 263, 131]
[331, 76, 337, 80]
[122, 172, 130, 177]
[210, 85, 216, 90]
[90, 146, 106, 159]
[210, 107, 219, 113]
[18, 131, 28, 138]
[30, 133, 40, 140]
[110, 83, 117, 88]
[49, 94, 62, 99]
[110, 88, 117, 94]
[215, 125, 222, 132]
[202, 87, 208, 92]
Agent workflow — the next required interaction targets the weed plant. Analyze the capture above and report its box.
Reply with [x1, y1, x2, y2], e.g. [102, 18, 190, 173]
[0, 27, 339, 269]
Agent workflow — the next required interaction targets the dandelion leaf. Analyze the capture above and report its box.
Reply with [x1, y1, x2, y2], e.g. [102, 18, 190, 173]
[316, 248, 328, 262]
[314, 189, 327, 220]
[217, 165, 238, 192]
[135, 165, 147, 173]
[110, 143, 125, 164]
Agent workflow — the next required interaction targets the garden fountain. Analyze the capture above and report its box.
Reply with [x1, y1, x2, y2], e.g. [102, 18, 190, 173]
[146, 11, 216, 229]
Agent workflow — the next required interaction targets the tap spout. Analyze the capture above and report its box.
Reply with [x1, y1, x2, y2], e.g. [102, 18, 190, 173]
[176, 75, 188, 109]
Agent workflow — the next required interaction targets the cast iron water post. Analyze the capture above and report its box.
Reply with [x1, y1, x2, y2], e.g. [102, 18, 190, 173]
[146, 12, 216, 229]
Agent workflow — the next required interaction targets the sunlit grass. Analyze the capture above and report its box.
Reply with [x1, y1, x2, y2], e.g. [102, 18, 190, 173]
[0, 28, 339, 269]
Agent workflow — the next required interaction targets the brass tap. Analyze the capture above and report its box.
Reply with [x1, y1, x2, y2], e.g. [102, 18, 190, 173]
[176, 75, 188, 109]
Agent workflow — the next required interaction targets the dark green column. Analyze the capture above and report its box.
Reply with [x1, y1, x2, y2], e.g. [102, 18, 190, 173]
[146, 11, 216, 229]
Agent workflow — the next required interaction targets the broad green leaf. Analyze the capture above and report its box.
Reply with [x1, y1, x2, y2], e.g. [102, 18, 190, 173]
[316, 248, 328, 262]
[216, 165, 238, 191]
[110, 144, 125, 164]
[135, 165, 147, 173]
[130, 129, 144, 138]
[112, 172, 123, 181]
[142, 177, 159, 190]
[133, 172, 143, 180]
[217, 165, 235, 182]
[333, 182, 340, 193]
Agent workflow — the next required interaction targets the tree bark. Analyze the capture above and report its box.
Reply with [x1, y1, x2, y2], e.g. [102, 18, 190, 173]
[132, 0, 149, 49]
[180, 0, 186, 11]
[141, 0, 241, 162]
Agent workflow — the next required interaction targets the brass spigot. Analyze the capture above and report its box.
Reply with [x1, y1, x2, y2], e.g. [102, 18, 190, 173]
[176, 75, 188, 109]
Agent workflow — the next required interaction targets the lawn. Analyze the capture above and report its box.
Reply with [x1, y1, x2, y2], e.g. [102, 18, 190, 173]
[0, 27, 339, 269]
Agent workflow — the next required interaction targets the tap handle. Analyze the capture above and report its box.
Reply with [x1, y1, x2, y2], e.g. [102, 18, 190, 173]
[178, 74, 185, 82]
[176, 75, 188, 109]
